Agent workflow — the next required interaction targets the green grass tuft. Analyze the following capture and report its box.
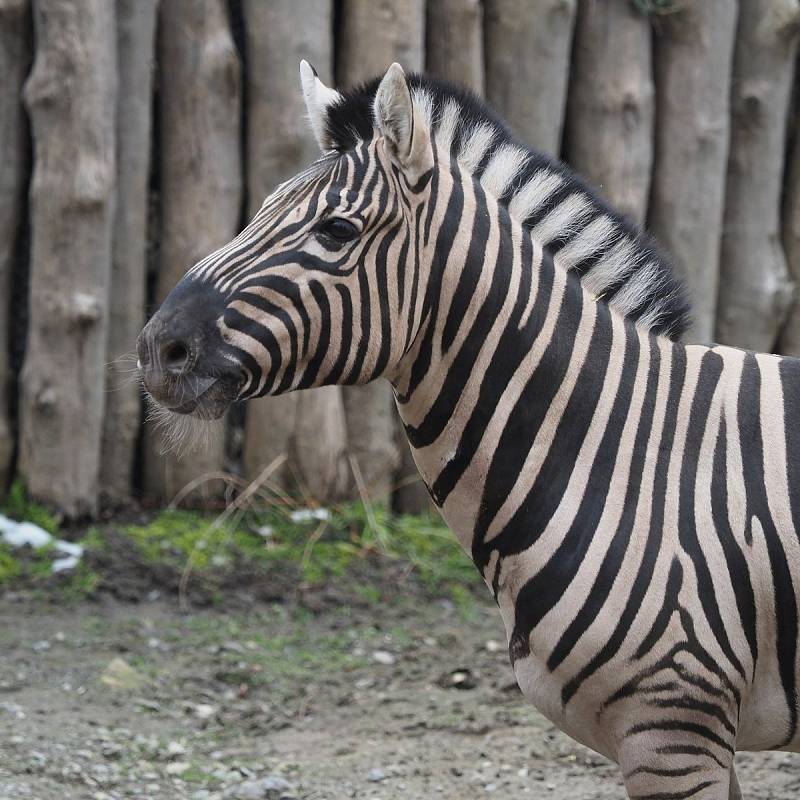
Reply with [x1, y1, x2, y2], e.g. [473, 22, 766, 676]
[1, 480, 61, 535]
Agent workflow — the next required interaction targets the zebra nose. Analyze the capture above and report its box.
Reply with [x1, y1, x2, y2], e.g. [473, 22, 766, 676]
[159, 339, 192, 375]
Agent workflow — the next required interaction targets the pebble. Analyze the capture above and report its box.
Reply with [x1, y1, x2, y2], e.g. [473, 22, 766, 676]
[367, 768, 386, 783]
[193, 703, 218, 720]
[222, 774, 294, 799]
[165, 741, 187, 758]
[372, 651, 395, 666]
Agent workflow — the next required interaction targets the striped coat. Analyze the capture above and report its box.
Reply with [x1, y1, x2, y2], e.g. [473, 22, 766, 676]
[138, 63, 800, 798]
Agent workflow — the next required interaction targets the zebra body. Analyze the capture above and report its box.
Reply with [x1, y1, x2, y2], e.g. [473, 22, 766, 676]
[138, 63, 800, 798]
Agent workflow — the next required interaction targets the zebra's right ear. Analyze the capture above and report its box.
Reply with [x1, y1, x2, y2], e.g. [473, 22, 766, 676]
[300, 60, 342, 152]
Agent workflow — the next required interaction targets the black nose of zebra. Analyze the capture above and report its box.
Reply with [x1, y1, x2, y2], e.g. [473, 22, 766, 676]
[156, 338, 191, 376]
[137, 278, 242, 415]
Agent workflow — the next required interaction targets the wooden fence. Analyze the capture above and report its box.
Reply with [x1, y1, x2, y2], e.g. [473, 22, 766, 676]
[1, 0, 799, 517]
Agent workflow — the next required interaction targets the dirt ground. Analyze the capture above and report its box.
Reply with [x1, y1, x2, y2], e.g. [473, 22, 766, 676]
[1, 591, 800, 800]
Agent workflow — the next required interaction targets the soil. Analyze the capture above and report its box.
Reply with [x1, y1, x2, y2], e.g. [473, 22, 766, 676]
[1, 586, 799, 799]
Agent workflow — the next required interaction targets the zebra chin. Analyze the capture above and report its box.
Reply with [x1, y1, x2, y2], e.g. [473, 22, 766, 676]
[141, 371, 240, 421]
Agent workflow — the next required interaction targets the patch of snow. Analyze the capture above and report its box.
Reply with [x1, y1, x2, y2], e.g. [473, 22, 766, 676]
[288, 508, 330, 523]
[0, 514, 53, 549]
[0, 513, 84, 573]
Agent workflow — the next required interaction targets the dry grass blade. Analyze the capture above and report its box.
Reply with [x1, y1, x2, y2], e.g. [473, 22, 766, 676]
[177, 454, 288, 609]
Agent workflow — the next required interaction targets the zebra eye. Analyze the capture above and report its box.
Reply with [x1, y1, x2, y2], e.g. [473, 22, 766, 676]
[317, 217, 359, 243]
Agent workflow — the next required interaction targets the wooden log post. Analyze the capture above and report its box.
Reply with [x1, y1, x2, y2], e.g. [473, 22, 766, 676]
[0, 0, 30, 492]
[337, 0, 424, 509]
[565, 0, 654, 225]
[241, 0, 350, 503]
[145, 0, 242, 504]
[20, 0, 116, 516]
[716, 0, 800, 351]
[484, 0, 577, 156]
[781, 102, 800, 356]
[101, 0, 158, 505]
[648, 0, 738, 344]
[426, 0, 484, 94]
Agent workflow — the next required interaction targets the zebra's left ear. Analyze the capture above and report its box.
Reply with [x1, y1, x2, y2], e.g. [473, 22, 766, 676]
[300, 60, 342, 152]
[373, 63, 432, 182]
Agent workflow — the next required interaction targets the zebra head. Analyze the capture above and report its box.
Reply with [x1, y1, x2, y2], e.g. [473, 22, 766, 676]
[137, 62, 433, 422]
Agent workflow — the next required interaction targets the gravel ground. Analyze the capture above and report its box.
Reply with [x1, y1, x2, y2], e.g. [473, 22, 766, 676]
[1, 593, 799, 799]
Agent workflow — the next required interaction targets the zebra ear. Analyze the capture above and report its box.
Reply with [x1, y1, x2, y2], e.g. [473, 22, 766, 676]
[373, 63, 432, 182]
[300, 60, 342, 152]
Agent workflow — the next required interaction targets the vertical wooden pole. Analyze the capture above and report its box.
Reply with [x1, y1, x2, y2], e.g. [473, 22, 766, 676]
[565, 0, 654, 225]
[426, 0, 484, 94]
[716, 0, 799, 351]
[648, 0, 738, 343]
[145, 0, 242, 504]
[102, 0, 159, 504]
[484, 0, 577, 156]
[20, 0, 116, 516]
[241, 0, 350, 503]
[0, 0, 30, 492]
[337, 0, 425, 508]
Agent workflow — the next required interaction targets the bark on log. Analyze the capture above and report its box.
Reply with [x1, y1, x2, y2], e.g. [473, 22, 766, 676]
[648, 0, 738, 344]
[101, 0, 158, 504]
[337, 0, 425, 84]
[781, 105, 800, 356]
[290, 387, 350, 502]
[426, 0, 484, 94]
[484, 0, 577, 156]
[145, 0, 242, 503]
[717, 0, 800, 351]
[337, 0, 424, 507]
[0, 0, 30, 492]
[20, 0, 116, 516]
[565, 0, 654, 225]
[240, 0, 349, 501]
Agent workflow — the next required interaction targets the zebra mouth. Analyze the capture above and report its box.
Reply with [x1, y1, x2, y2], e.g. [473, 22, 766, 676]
[143, 372, 240, 420]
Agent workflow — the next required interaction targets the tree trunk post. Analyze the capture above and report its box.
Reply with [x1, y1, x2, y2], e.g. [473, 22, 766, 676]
[426, 0, 484, 94]
[648, 0, 738, 344]
[716, 0, 800, 351]
[241, 0, 350, 503]
[337, 0, 425, 83]
[484, 0, 577, 156]
[781, 101, 800, 356]
[337, 0, 424, 508]
[0, 0, 30, 492]
[565, 0, 654, 225]
[20, 0, 116, 517]
[145, 0, 242, 504]
[101, 0, 158, 505]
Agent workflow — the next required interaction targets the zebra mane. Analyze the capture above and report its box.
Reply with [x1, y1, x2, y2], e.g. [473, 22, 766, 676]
[325, 73, 690, 340]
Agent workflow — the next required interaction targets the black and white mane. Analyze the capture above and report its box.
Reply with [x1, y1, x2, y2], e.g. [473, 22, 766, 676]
[325, 74, 690, 340]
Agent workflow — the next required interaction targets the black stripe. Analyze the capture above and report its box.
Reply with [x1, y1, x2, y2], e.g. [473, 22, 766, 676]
[507, 311, 638, 662]
[562, 342, 686, 705]
[739, 353, 798, 746]
[677, 350, 745, 679]
[548, 336, 661, 670]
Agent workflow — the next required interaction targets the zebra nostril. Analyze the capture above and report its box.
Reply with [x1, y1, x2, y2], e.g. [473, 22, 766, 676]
[161, 340, 191, 375]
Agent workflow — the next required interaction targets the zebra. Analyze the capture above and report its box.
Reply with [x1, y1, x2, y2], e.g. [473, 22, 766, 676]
[137, 62, 800, 799]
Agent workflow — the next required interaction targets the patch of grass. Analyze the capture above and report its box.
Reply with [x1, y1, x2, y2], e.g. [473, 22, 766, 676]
[0, 544, 21, 583]
[1, 480, 60, 535]
[3, 493, 479, 607]
[104, 501, 476, 601]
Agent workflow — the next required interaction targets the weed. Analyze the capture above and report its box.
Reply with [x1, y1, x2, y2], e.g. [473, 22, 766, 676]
[1, 480, 60, 535]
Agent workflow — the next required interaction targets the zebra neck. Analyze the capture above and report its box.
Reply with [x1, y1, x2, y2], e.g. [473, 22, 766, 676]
[394, 193, 655, 571]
